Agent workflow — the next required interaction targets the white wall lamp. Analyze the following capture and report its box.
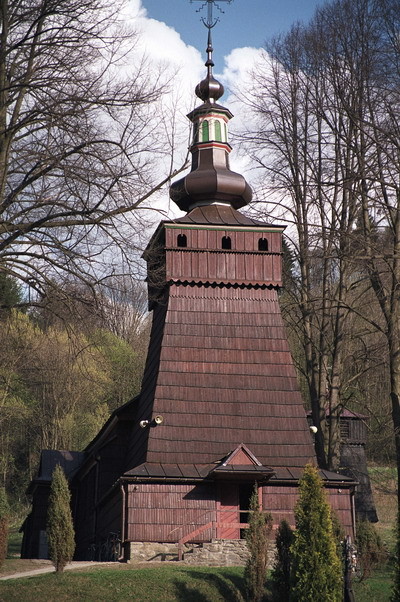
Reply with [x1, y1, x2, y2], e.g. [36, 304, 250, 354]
[139, 415, 164, 428]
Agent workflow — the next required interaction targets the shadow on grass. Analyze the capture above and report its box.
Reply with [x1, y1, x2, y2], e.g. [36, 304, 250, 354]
[173, 568, 246, 602]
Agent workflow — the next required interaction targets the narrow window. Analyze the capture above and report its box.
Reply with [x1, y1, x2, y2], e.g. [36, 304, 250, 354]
[193, 122, 200, 143]
[215, 120, 222, 142]
[258, 237, 268, 251]
[340, 419, 350, 440]
[202, 120, 209, 142]
[177, 234, 187, 248]
[222, 236, 231, 249]
[224, 123, 228, 141]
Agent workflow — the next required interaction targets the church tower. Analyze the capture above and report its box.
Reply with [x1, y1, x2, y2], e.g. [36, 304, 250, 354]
[125, 31, 316, 477]
[116, 18, 355, 559]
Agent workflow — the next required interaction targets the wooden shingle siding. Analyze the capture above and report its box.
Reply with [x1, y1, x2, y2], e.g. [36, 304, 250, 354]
[327, 489, 354, 534]
[262, 484, 354, 535]
[127, 483, 216, 543]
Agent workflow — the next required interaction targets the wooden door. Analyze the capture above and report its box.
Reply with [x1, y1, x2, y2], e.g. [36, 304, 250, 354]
[217, 483, 240, 539]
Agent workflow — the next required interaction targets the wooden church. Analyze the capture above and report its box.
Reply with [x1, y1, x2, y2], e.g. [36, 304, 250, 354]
[22, 26, 356, 564]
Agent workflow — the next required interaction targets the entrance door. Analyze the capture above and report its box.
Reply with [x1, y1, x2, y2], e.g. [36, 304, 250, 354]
[217, 483, 240, 539]
[217, 483, 255, 539]
[239, 483, 254, 539]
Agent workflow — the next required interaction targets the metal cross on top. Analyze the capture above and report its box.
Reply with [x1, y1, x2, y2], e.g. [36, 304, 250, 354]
[190, 0, 233, 29]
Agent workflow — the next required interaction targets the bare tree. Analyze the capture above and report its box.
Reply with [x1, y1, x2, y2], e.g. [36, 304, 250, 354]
[0, 0, 186, 303]
[238, 0, 400, 474]
[238, 25, 362, 469]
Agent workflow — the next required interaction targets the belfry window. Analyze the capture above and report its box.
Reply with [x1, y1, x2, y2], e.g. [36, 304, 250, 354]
[202, 120, 209, 142]
[215, 120, 222, 142]
[177, 234, 187, 248]
[222, 236, 231, 249]
[258, 237, 268, 251]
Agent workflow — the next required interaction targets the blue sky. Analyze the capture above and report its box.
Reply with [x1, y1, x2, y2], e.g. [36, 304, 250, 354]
[141, 0, 324, 69]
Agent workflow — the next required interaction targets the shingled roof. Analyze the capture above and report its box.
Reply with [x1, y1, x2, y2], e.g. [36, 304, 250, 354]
[125, 279, 316, 475]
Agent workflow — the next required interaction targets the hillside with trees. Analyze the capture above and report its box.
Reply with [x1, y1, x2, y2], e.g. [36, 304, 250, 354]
[0, 273, 149, 506]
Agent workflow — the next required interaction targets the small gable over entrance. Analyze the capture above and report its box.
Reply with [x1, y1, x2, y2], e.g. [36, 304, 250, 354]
[211, 444, 275, 481]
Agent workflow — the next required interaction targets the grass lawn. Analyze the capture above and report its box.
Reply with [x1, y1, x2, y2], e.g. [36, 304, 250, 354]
[0, 563, 394, 602]
[0, 565, 246, 602]
[352, 570, 393, 602]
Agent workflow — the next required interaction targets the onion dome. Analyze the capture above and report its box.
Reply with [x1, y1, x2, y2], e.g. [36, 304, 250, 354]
[195, 31, 224, 103]
[170, 30, 252, 213]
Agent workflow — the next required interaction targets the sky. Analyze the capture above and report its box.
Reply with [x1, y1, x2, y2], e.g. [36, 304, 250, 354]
[140, 0, 325, 70]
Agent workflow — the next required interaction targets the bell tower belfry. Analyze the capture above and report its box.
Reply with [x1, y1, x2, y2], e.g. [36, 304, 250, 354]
[125, 11, 316, 477]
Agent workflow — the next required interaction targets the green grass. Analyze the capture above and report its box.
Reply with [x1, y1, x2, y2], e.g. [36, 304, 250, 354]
[7, 529, 22, 559]
[0, 565, 246, 602]
[0, 563, 393, 602]
[352, 570, 393, 601]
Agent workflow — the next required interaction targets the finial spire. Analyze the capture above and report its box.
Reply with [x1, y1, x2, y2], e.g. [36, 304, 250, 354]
[190, 0, 232, 104]
[190, 0, 233, 30]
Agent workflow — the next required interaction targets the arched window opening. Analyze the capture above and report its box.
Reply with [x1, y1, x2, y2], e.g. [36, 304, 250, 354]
[258, 238, 268, 251]
[222, 236, 232, 250]
[177, 234, 187, 248]
[202, 120, 209, 142]
[215, 120, 222, 142]
[224, 123, 228, 141]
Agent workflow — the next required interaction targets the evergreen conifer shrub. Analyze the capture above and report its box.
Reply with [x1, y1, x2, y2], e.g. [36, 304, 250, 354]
[290, 465, 342, 602]
[47, 464, 75, 573]
[244, 483, 272, 602]
[271, 519, 293, 601]
[0, 487, 10, 567]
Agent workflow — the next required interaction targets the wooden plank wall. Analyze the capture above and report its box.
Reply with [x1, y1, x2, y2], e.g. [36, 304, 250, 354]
[347, 419, 367, 443]
[96, 488, 122, 542]
[165, 227, 282, 285]
[262, 484, 354, 536]
[262, 484, 298, 528]
[327, 488, 354, 536]
[73, 464, 97, 558]
[21, 487, 50, 558]
[127, 483, 216, 543]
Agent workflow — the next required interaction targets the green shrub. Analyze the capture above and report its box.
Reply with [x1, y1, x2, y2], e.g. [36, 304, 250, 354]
[356, 519, 386, 582]
[244, 483, 273, 602]
[290, 465, 343, 602]
[271, 519, 293, 601]
[47, 464, 75, 573]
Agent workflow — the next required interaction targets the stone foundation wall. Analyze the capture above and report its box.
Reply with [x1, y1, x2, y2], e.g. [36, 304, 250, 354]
[128, 539, 276, 567]
[184, 539, 250, 566]
[129, 541, 179, 562]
